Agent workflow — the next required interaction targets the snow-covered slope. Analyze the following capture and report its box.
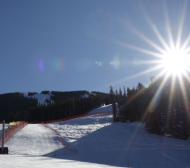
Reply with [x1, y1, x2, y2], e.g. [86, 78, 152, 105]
[5, 124, 63, 155]
[0, 155, 119, 168]
[88, 104, 112, 114]
[27, 93, 54, 105]
[81, 93, 89, 98]
[1, 106, 190, 168]
[46, 114, 190, 168]
[90, 92, 97, 96]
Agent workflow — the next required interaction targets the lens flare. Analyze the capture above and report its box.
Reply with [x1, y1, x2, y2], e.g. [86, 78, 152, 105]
[38, 59, 44, 71]
[53, 58, 64, 71]
[95, 61, 103, 66]
[110, 56, 120, 70]
[98, 62, 103, 66]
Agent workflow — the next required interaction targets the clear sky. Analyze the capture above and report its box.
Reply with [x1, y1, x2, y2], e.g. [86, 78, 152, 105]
[1, 0, 189, 94]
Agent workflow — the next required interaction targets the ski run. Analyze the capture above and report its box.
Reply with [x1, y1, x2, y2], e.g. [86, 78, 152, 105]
[1, 104, 190, 168]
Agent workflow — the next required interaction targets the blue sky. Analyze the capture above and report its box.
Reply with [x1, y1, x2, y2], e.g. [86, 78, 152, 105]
[1, 0, 189, 94]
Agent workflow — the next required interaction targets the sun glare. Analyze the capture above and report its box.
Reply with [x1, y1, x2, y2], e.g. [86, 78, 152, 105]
[114, 0, 190, 104]
[111, 1, 190, 136]
[162, 49, 190, 74]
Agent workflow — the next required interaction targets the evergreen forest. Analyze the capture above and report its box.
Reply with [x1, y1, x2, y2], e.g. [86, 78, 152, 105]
[0, 91, 111, 123]
[111, 76, 190, 140]
[2, 76, 190, 140]
[0, 92, 38, 122]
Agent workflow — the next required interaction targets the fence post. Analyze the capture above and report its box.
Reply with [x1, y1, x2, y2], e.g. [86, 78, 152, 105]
[2, 120, 5, 154]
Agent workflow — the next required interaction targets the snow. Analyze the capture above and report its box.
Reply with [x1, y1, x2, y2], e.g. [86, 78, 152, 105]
[5, 124, 63, 155]
[90, 92, 97, 96]
[46, 115, 190, 168]
[0, 155, 119, 168]
[27, 93, 54, 105]
[0, 123, 11, 134]
[1, 106, 190, 167]
[164, 134, 173, 138]
[88, 104, 112, 114]
[81, 93, 89, 98]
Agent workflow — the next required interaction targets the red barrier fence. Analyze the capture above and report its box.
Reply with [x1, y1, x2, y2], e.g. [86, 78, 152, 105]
[40, 112, 112, 155]
[29, 111, 112, 124]
[0, 121, 28, 144]
[42, 123, 78, 154]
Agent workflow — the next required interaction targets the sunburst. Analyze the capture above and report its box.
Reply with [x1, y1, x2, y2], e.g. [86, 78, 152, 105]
[114, 1, 190, 118]
[161, 48, 190, 75]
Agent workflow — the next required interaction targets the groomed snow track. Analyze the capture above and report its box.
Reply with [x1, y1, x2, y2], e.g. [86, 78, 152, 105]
[1, 104, 190, 168]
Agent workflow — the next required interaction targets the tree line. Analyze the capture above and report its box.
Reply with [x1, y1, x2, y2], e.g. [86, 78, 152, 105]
[5, 92, 111, 123]
[28, 92, 111, 122]
[110, 76, 190, 140]
[0, 92, 38, 122]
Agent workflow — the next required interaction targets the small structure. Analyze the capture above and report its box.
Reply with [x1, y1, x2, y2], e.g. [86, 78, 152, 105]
[0, 147, 8, 154]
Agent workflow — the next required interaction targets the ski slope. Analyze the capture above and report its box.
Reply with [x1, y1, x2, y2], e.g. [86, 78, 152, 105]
[46, 114, 190, 168]
[5, 124, 63, 155]
[1, 105, 190, 168]
[88, 104, 112, 114]
[27, 93, 54, 105]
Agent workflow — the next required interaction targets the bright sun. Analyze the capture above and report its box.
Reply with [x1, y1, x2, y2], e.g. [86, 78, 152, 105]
[162, 49, 190, 74]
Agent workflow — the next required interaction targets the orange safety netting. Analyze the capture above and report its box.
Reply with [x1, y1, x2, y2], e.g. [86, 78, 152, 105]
[29, 111, 112, 124]
[42, 123, 78, 154]
[0, 121, 28, 144]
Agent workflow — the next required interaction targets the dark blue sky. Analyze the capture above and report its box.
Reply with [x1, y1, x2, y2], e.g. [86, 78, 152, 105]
[1, 0, 189, 94]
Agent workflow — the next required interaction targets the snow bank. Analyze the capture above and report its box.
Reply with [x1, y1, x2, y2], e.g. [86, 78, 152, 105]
[88, 104, 112, 114]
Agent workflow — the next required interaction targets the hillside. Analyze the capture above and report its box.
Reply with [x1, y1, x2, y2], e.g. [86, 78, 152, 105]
[27, 91, 91, 105]
[27, 90, 110, 105]
[0, 90, 110, 122]
[1, 105, 190, 168]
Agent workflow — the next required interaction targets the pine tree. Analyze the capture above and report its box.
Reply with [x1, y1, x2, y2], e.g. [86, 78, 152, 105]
[123, 86, 127, 97]
[115, 89, 118, 96]
[110, 85, 116, 122]
[115, 89, 119, 102]
[137, 82, 144, 92]
[119, 87, 122, 98]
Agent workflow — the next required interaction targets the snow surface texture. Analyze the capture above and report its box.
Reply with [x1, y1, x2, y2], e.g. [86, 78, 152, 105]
[1, 105, 190, 168]
[27, 93, 54, 105]
[0, 155, 119, 168]
[88, 104, 112, 114]
[5, 124, 63, 155]
[46, 114, 190, 168]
